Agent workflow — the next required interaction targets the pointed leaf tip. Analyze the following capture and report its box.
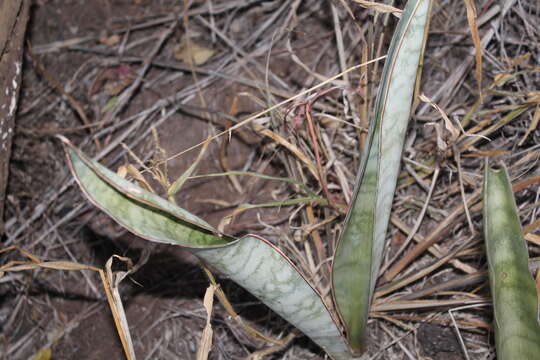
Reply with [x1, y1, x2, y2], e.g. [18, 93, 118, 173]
[63, 142, 356, 359]
[332, 0, 432, 351]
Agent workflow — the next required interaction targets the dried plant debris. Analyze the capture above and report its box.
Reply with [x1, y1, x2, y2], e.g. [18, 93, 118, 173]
[2, 0, 540, 359]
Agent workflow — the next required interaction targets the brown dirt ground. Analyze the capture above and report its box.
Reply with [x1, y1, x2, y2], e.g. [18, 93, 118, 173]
[2, 0, 540, 359]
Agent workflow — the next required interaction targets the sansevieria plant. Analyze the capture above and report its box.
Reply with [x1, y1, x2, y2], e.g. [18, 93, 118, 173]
[61, 0, 432, 358]
[483, 162, 540, 360]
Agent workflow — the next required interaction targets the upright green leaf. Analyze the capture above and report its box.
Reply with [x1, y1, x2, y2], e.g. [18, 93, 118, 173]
[61, 139, 358, 360]
[483, 162, 540, 359]
[332, 0, 432, 351]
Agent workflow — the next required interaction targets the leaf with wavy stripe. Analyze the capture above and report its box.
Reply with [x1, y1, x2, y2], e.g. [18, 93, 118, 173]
[61, 139, 357, 360]
[331, 0, 432, 351]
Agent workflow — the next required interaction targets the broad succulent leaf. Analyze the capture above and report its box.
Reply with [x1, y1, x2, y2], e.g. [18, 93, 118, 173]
[62, 139, 357, 360]
[331, 0, 432, 351]
[483, 162, 540, 359]
[63, 1, 432, 357]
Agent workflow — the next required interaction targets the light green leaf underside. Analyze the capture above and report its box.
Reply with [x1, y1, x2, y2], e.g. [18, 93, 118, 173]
[332, 0, 431, 351]
[64, 142, 357, 360]
[483, 162, 540, 360]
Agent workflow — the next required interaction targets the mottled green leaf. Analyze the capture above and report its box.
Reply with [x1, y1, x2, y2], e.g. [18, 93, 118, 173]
[484, 162, 540, 359]
[61, 139, 356, 360]
[331, 0, 432, 351]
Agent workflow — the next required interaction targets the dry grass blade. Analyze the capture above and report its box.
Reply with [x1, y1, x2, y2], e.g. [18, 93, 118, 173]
[252, 123, 319, 179]
[420, 93, 459, 145]
[0, 246, 136, 360]
[390, 216, 477, 274]
[219, 97, 244, 193]
[104, 255, 136, 360]
[518, 104, 540, 146]
[245, 331, 297, 360]
[454, 148, 476, 235]
[384, 172, 540, 283]
[196, 285, 215, 360]
[158, 56, 386, 166]
[168, 136, 212, 198]
[524, 218, 540, 234]
[351, 0, 402, 17]
[525, 233, 540, 247]
[462, 0, 483, 98]
[380, 166, 440, 274]
[397, 272, 486, 301]
[306, 205, 327, 265]
[372, 298, 487, 312]
[117, 164, 156, 193]
[375, 237, 475, 298]
[382, 188, 482, 282]
[200, 265, 287, 346]
[458, 106, 529, 154]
